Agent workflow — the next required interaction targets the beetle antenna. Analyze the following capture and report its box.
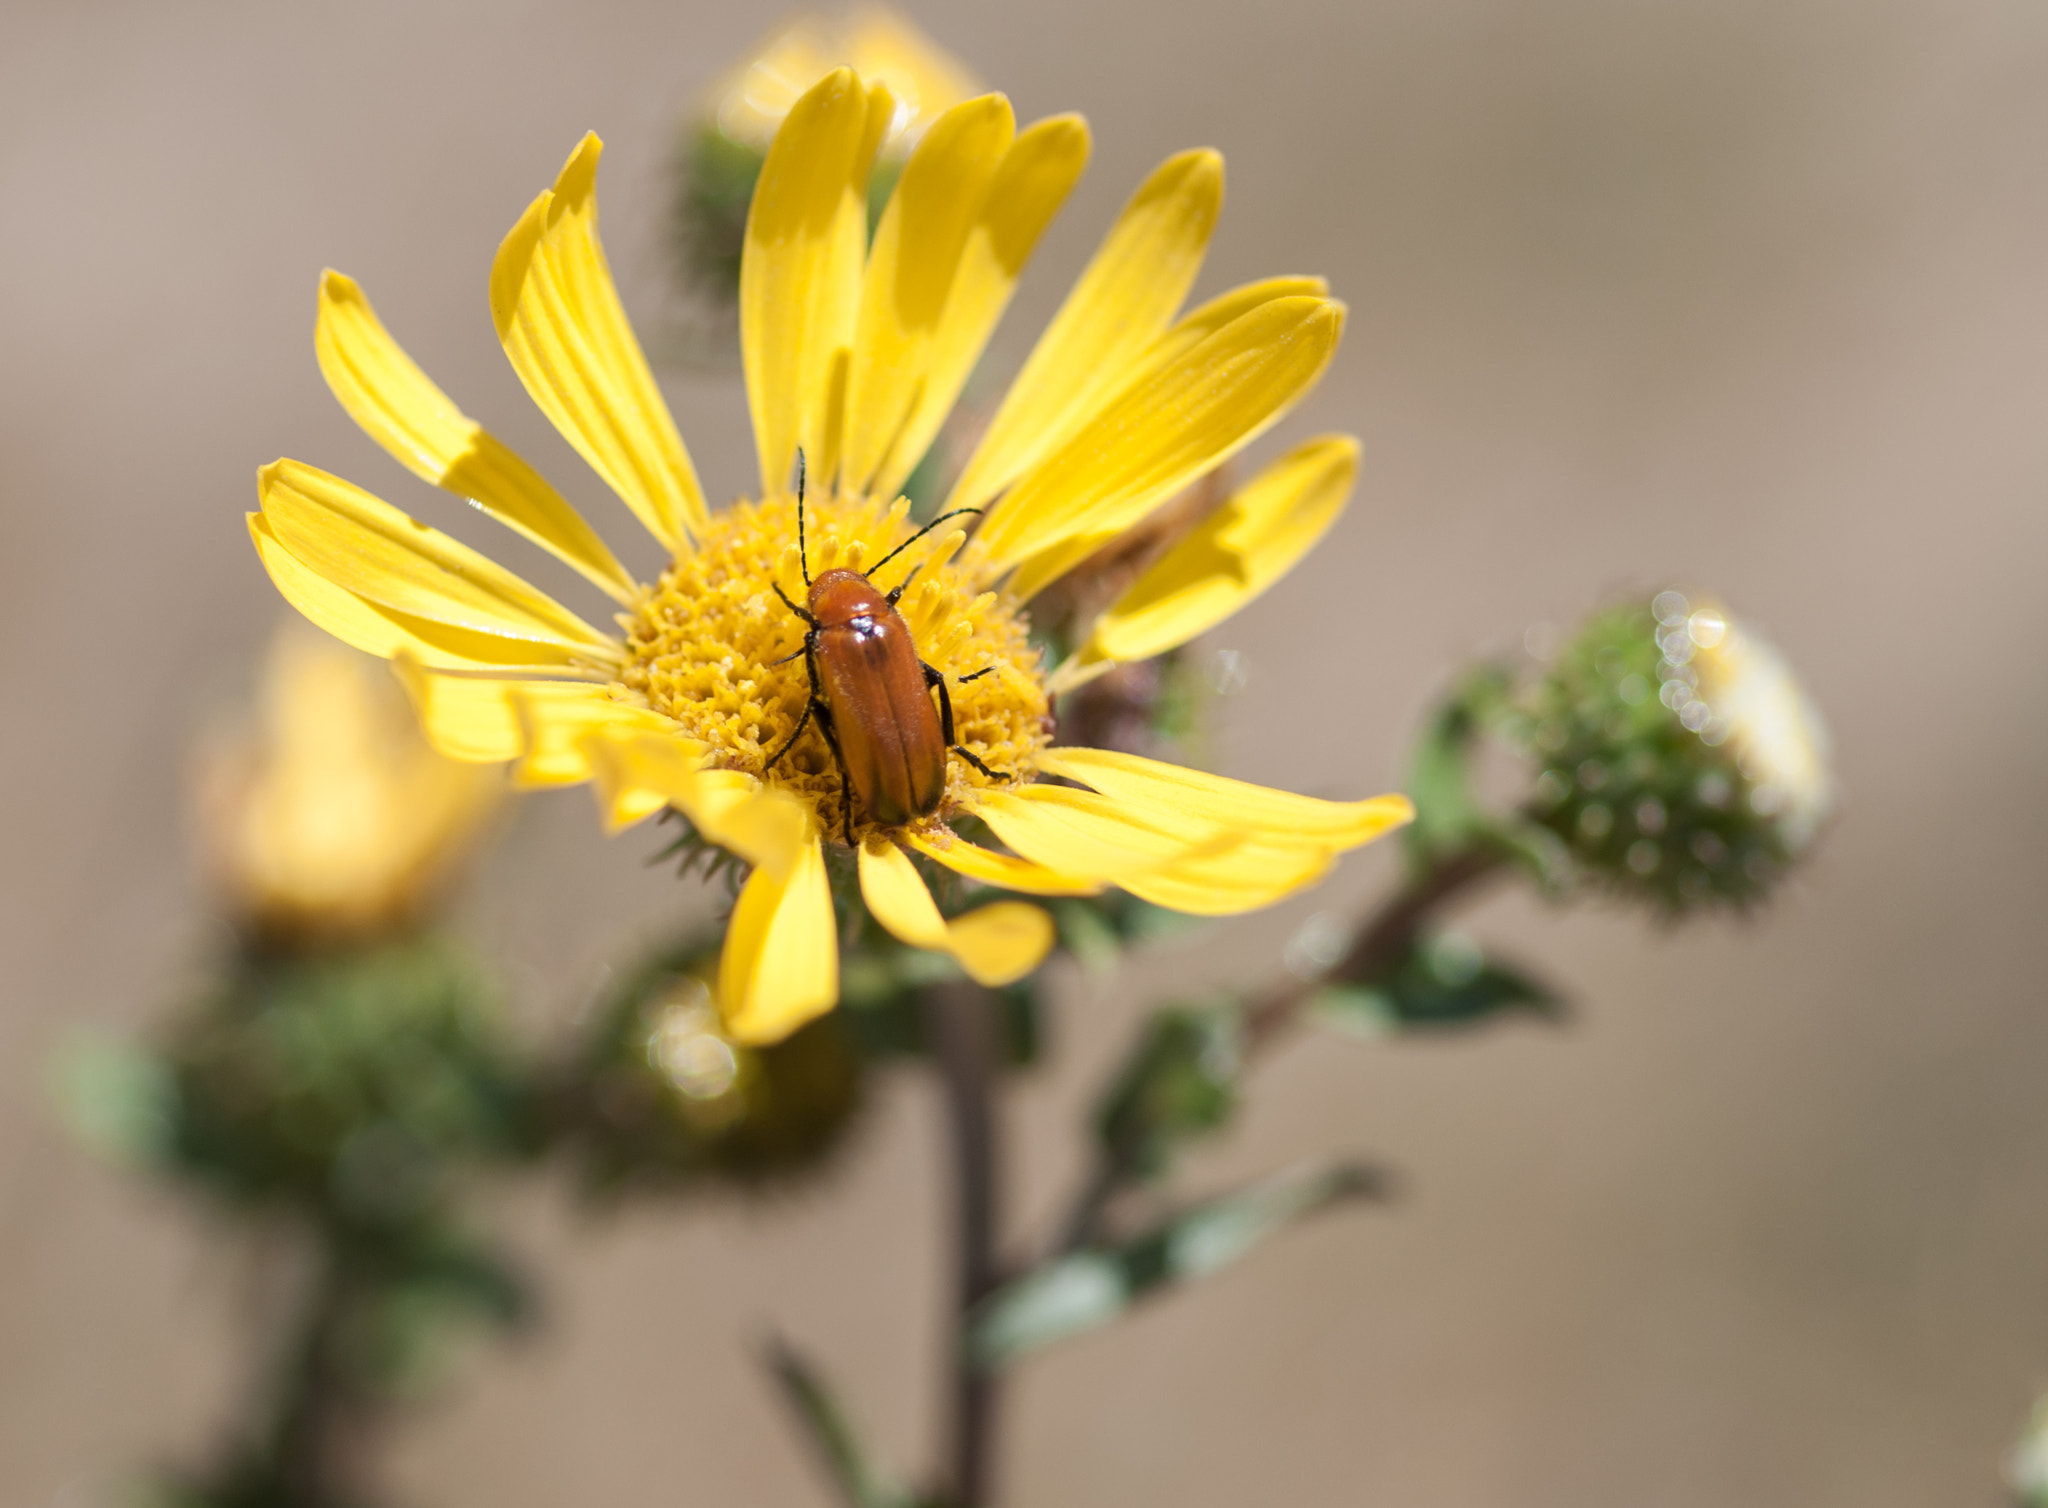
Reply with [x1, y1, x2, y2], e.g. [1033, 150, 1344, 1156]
[790, 447, 810, 586]
[869, 507, 983, 583]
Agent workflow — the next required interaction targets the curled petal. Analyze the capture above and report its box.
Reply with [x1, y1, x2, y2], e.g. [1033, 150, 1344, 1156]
[948, 148, 1222, 516]
[856, 110, 1090, 502]
[256, 461, 620, 667]
[1035, 747, 1412, 849]
[904, 826, 1102, 896]
[842, 93, 1016, 497]
[579, 728, 809, 877]
[742, 68, 897, 493]
[720, 834, 839, 1045]
[316, 271, 635, 599]
[976, 296, 1344, 570]
[1119, 836, 1339, 916]
[1057, 436, 1359, 680]
[390, 657, 671, 787]
[491, 134, 706, 549]
[249, 514, 558, 673]
[963, 783, 1236, 883]
[858, 839, 1054, 986]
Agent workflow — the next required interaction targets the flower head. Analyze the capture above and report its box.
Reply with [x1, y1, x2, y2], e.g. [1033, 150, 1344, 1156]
[1519, 590, 1833, 910]
[198, 630, 500, 947]
[708, 8, 981, 154]
[252, 69, 1411, 1042]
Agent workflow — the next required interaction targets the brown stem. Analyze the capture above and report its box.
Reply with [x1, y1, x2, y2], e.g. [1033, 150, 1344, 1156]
[1055, 844, 1508, 1260]
[922, 981, 1005, 1508]
[1243, 844, 1506, 1054]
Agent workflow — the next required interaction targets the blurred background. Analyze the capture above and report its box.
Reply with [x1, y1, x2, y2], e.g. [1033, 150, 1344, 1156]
[4, 0, 2047, 1503]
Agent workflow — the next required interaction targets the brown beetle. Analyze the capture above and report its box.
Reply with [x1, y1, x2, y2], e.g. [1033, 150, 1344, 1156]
[765, 452, 998, 845]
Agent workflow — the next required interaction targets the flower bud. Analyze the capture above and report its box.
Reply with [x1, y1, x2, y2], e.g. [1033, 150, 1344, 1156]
[672, 8, 981, 315]
[577, 958, 866, 1191]
[1516, 591, 1832, 912]
[196, 631, 500, 949]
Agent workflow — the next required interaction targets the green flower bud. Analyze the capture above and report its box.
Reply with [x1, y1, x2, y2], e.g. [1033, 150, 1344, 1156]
[1515, 591, 1832, 912]
[575, 954, 866, 1192]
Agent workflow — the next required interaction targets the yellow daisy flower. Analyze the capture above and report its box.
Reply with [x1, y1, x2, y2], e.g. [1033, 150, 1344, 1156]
[251, 68, 1412, 1044]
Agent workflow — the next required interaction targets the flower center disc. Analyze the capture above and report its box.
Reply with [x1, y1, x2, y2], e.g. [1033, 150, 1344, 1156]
[623, 493, 1049, 844]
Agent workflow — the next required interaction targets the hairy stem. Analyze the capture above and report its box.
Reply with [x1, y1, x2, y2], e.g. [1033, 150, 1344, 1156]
[1057, 843, 1507, 1258]
[923, 981, 1005, 1508]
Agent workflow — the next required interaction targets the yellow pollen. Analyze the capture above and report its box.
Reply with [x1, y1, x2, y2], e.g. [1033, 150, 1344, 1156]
[623, 493, 1050, 846]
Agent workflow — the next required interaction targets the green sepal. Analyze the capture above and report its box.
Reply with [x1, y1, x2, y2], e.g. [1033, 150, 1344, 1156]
[969, 1160, 1386, 1370]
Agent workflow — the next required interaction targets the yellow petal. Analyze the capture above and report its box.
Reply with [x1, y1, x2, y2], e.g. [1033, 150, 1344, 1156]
[1127, 276, 1329, 389]
[719, 833, 839, 1045]
[1065, 435, 1359, 673]
[841, 93, 1016, 497]
[579, 728, 809, 876]
[858, 839, 1054, 986]
[1035, 747, 1413, 849]
[1119, 836, 1339, 915]
[491, 134, 706, 550]
[945, 148, 1222, 517]
[315, 271, 636, 601]
[962, 783, 1236, 882]
[257, 461, 621, 667]
[866, 113, 1089, 504]
[389, 658, 672, 787]
[741, 68, 897, 494]
[250, 514, 559, 673]
[904, 826, 1102, 896]
[1005, 529, 1115, 605]
[975, 296, 1345, 569]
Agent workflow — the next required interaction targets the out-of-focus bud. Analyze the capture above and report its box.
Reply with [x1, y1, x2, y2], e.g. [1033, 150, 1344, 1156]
[1516, 590, 1833, 911]
[161, 939, 533, 1222]
[197, 630, 500, 949]
[576, 955, 866, 1191]
[709, 7, 980, 154]
[671, 7, 981, 321]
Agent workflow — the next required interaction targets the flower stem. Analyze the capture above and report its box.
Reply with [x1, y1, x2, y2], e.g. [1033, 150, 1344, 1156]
[922, 980, 1006, 1508]
[1055, 843, 1507, 1259]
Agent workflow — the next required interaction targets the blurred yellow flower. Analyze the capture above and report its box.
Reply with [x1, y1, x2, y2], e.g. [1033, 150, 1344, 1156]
[708, 7, 981, 153]
[251, 69, 1410, 1043]
[198, 630, 500, 946]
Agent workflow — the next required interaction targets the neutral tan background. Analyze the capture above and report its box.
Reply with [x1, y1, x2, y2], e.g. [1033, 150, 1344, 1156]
[4, 0, 2047, 1503]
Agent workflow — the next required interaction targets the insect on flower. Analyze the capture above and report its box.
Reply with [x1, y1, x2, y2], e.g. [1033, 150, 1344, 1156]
[766, 450, 999, 845]
[249, 67, 1419, 1044]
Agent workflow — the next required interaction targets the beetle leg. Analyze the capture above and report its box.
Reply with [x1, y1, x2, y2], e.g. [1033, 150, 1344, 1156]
[761, 699, 813, 773]
[922, 661, 957, 745]
[884, 561, 921, 606]
[924, 662, 1005, 782]
[951, 745, 1000, 780]
[773, 579, 821, 627]
[957, 666, 996, 683]
[810, 700, 857, 847]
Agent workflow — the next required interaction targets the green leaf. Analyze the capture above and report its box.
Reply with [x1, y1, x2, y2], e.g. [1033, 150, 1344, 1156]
[1093, 997, 1242, 1181]
[1405, 667, 1512, 864]
[969, 1160, 1385, 1369]
[765, 1336, 915, 1508]
[1313, 932, 1561, 1037]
